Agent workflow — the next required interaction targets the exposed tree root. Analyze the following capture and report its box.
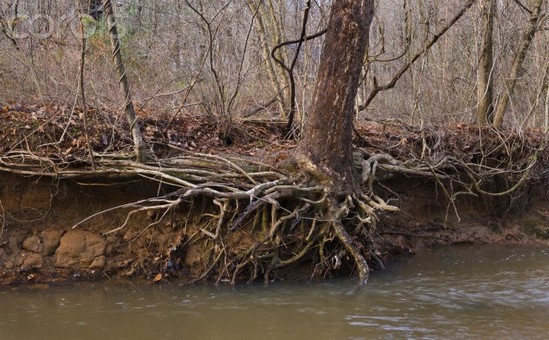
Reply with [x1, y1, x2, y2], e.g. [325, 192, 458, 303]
[1, 122, 547, 285]
[329, 196, 370, 286]
[34, 150, 399, 285]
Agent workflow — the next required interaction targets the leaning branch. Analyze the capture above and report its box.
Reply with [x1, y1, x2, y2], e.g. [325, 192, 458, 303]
[103, 0, 147, 162]
[358, 0, 477, 111]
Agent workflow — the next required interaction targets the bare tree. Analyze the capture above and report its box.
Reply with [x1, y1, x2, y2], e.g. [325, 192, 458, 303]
[103, 0, 147, 161]
[492, 0, 546, 128]
[296, 0, 375, 285]
[297, 0, 374, 195]
[77, 0, 96, 169]
[358, 0, 477, 112]
[0, 0, 22, 51]
[545, 68, 549, 131]
[244, 0, 290, 117]
[476, 0, 496, 125]
[1, 0, 548, 130]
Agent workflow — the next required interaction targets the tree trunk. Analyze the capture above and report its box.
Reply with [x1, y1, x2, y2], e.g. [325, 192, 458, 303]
[265, 0, 291, 117]
[244, 0, 289, 117]
[103, 0, 147, 162]
[476, 0, 495, 125]
[297, 0, 374, 195]
[492, 0, 544, 129]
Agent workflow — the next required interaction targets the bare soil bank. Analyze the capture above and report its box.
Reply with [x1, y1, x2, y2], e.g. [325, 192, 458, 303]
[1, 104, 548, 285]
[0, 171, 548, 286]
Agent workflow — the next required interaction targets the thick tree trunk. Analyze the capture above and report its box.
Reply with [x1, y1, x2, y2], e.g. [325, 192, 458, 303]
[297, 0, 374, 195]
[476, 0, 495, 125]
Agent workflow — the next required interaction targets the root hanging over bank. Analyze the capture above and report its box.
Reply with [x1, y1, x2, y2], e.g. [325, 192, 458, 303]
[0, 144, 403, 284]
[1, 105, 548, 284]
[62, 153, 400, 285]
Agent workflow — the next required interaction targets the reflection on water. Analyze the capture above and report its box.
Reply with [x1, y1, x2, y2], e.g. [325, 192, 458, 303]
[1, 245, 548, 340]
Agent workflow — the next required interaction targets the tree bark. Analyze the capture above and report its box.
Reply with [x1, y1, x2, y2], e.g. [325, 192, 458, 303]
[476, 0, 495, 125]
[297, 0, 374, 195]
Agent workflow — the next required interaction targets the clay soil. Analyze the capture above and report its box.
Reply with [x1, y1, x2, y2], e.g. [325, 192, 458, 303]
[1, 103, 548, 285]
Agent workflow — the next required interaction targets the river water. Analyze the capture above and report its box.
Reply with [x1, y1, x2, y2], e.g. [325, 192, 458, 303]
[1, 245, 548, 339]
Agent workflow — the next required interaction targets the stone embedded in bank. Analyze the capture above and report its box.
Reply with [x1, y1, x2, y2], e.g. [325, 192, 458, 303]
[19, 253, 44, 270]
[55, 230, 107, 269]
[22, 235, 43, 253]
[40, 229, 64, 255]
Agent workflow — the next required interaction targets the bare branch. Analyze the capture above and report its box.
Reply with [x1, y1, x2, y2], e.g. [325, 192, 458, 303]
[358, 0, 477, 112]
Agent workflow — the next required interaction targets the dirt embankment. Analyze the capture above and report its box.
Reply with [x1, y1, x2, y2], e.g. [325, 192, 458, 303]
[0, 104, 548, 285]
[0, 171, 548, 286]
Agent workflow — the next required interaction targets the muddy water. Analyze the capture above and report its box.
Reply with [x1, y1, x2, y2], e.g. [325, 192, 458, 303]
[1, 245, 548, 340]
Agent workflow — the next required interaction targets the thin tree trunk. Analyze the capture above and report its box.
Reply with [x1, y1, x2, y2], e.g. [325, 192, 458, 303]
[476, 0, 495, 125]
[492, 0, 544, 129]
[545, 80, 549, 132]
[265, 0, 291, 117]
[103, 0, 147, 162]
[77, 0, 96, 170]
[244, 0, 287, 116]
[298, 0, 375, 195]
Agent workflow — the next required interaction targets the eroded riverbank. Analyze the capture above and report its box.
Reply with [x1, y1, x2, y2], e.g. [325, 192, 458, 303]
[1, 169, 548, 285]
[1, 105, 549, 285]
